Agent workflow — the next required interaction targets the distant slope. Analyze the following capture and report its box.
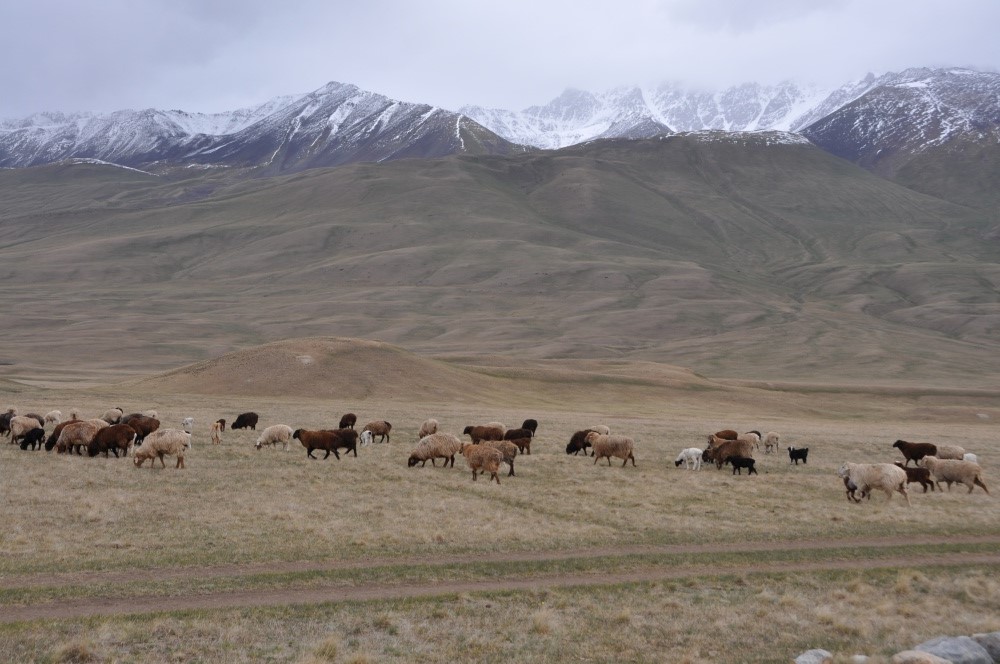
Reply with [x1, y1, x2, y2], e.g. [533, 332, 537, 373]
[1, 134, 997, 387]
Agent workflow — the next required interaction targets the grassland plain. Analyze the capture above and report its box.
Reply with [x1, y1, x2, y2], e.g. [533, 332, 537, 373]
[1, 346, 998, 662]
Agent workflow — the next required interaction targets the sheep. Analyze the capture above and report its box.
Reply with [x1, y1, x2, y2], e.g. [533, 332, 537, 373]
[763, 431, 780, 454]
[712, 429, 739, 440]
[963, 453, 979, 464]
[294, 428, 356, 460]
[520, 419, 538, 435]
[585, 432, 636, 467]
[837, 462, 910, 506]
[892, 439, 937, 466]
[24, 413, 45, 427]
[843, 476, 867, 503]
[0, 407, 17, 438]
[503, 427, 533, 455]
[142, 410, 159, 419]
[744, 430, 762, 451]
[729, 456, 757, 475]
[210, 420, 223, 445]
[461, 443, 503, 484]
[43, 410, 62, 426]
[88, 424, 137, 458]
[18, 427, 46, 451]
[478, 439, 519, 476]
[788, 446, 809, 465]
[181, 417, 195, 433]
[417, 418, 439, 439]
[588, 425, 611, 436]
[408, 432, 463, 468]
[338, 413, 357, 429]
[125, 415, 160, 445]
[55, 420, 108, 455]
[101, 407, 124, 424]
[919, 456, 989, 494]
[893, 462, 936, 493]
[255, 424, 295, 451]
[134, 429, 190, 469]
[45, 419, 80, 451]
[705, 437, 755, 470]
[462, 424, 504, 444]
[674, 448, 703, 470]
[9, 416, 45, 447]
[361, 420, 392, 443]
[566, 429, 596, 456]
[231, 412, 259, 430]
[359, 430, 375, 446]
[935, 444, 966, 460]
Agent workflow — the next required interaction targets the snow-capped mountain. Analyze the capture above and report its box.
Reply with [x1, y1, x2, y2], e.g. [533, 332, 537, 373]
[0, 82, 521, 172]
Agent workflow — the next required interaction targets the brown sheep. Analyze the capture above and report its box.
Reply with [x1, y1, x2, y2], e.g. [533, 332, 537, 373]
[705, 437, 755, 470]
[463, 424, 504, 443]
[892, 439, 937, 467]
[893, 462, 936, 493]
[294, 428, 357, 460]
[89, 424, 138, 458]
[503, 427, 533, 455]
[338, 413, 357, 429]
[460, 443, 503, 484]
[361, 420, 392, 443]
[125, 416, 161, 445]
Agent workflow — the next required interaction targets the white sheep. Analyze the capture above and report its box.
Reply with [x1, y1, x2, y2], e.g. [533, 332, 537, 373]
[134, 429, 191, 469]
[408, 433, 463, 467]
[919, 456, 989, 494]
[55, 419, 109, 455]
[963, 453, 979, 464]
[43, 410, 62, 426]
[143, 410, 159, 419]
[588, 425, 611, 435]
[359, 430, 374, 446]
[418, 418, 439, 439]
[763, 431, 780, 454]
[9, 416, 43, 446]
[181, 417, 195, 433]
[743, 431, 762, 451]
[674, 448, 703, 470]
[255, 424, 295, 451]
[837, 462, 910, 506]
[585, 432, 636, 467]
[935, 444, 966, 460]
[101, 407, 124, 424]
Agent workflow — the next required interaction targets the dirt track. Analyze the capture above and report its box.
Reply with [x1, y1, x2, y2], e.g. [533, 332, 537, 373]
[3, 535, 999, 624]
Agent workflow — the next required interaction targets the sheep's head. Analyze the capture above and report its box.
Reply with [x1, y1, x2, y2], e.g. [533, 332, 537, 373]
[674, 459, 683, 467]
[407, 455, 420, 467]
[836, 462, 852, 479]
[892, 440, 905, 449]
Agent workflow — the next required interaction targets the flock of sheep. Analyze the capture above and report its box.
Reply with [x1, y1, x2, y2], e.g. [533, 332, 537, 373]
[1, 405, 990, 501]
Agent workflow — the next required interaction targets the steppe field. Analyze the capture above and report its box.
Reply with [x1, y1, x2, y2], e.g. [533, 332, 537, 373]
[1, 339, 998, 663]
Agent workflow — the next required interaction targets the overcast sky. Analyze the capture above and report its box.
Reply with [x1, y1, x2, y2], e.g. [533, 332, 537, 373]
[2, 0, 998, 118]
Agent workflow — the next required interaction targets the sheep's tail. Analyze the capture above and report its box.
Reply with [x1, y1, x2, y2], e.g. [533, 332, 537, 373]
[975, 476, 989, 494]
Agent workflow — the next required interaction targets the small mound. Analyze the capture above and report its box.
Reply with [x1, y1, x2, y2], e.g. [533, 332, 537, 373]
[129, 337, 506, 401]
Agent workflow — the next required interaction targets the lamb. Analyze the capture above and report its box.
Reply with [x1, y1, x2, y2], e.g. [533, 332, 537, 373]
[338, 413, 357, 429]
[56, 420, 108, 455]
[935, 444, 966, 460]
[463, 424, 504, 443]
[729, 456, 757, 475]
[520, 419, 539, 435]
[461, 442, 503, 484]
[919, 456, 989, 494]
[963, 453, 979, 464]
[133, 429, 191, 469]
[18, 427, 46, 451]
[88, 424, 137, 458]
[359, 430, 375, 446]
[125, 415, 160, 445]
[294, 428, 358, 460]
[566, 429, 596, 456]
[231, 412, 259, 430]
[9, 416, 45, 447]
[705, 437, 755, 470]
[893, 462, 936, 493]
[788, 446, 809, 465]
[674, 448, 703, 470]
[843, 476, 868, 503]
[361, 420, 392, 443]
[181, 417, 195, 433]
[255, 424, 295, 451]
[101, 407, 124, 424]
[585, 432, 636, 467]
[503, 427, 533, 455]
[417, 418, 439, 439]
[837, 462, 910, 506]
[43, 410, 62, 426]
[408, 432, 463, 468]
[210, 420, 223, 445]
[763, 431, 780, 454]
[478, 439, 519, 477]
[892, 439, 937, 466]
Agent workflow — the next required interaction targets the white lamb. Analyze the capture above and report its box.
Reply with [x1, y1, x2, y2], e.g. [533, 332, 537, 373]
[674, 448, 703, 470]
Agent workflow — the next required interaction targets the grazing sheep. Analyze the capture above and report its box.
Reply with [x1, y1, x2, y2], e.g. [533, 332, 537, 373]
[788, 446, 809, 465]
[893, 462, 936, 493]
[18, 427, 46, 451]
[231, 412, 259, 430]
[210, 420, 223, 445]
[520, 419, 538, 435]
[100, 407, 124, 424]
[712, 429, 739, 441]
[56, 420, 108, 455]
[585, 432, 636, 467]
[463, 424, 504, 444]
[45, 419, 80, 451]
[461, 443, 503, 484]
[892, 440, 937, 467]
[963, 453, 979, 464]
[566, 429, 596, 456]
[338, 413, 357, 429]
[478, 439, 519, 476]
[417, 418, 439, 439]
[134, 429, 190, 469]
[361, 420, 392, 444]
[9, 416, 45, 447]
[88, 424, 137, 458]
[125, 416, 160, 445]
[837, 462, 910, 506]
[935, 444, 966, 460]
[181, 417, 195, 433]
[588, 425, 611, 436]
[142, 410, 159, 419]
[743, 431, 762, 451]
[705, 437, 755, 470]
[674, 448, 703, 470]
[294, 428, 357, 460]
[255, 424, 295, 451]
[503, 427, 533, 455]
[919, 456, 989, 494]
[0, 407, 17, 438]
[408, 432, 463, 468]
[729, 456, 757, 475]
[43, 410, 62, 426]
[763, 431, 780, 454]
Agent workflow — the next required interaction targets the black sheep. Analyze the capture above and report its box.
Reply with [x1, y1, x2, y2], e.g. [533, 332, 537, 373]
[728, 456, 757, 475]
[19, 427, 46, 451]
[231, 412, 259, 430]
[788, 446, 809, 465]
